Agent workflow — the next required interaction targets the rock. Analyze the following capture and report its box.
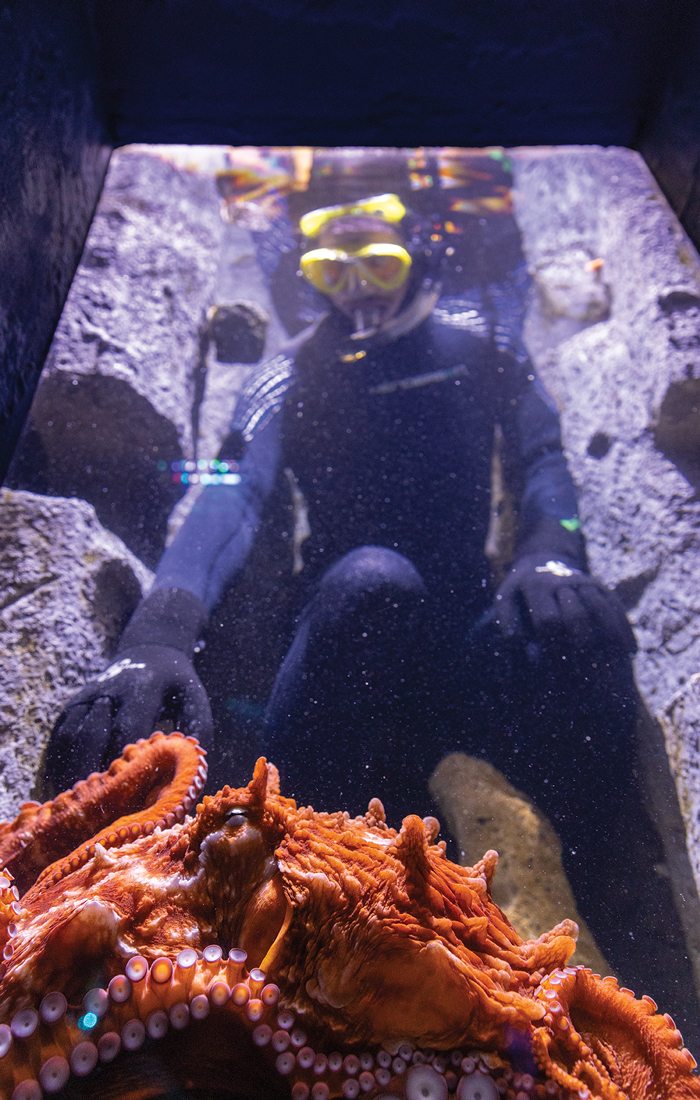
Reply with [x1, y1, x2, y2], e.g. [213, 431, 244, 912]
[513, 146, 700, 989]
[0, 489, 152, 820]
[8, 146, 224, 566]
[430, 753, 610, 975]
[528, 247, 611, 354]
[514, 148, 700, 748]
[8, 148, 292, 563]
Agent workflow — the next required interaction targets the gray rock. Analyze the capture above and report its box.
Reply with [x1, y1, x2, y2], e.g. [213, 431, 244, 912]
[10, 147, 224, 566]
[513, 147, 700, 936]
[0, 489, 152, 820]
[9, 147, 290, 565]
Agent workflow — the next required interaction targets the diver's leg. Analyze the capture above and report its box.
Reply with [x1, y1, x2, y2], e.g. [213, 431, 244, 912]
[264, 545, 441, 821]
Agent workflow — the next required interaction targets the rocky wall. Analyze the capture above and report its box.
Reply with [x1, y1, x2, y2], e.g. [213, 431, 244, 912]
[512, 146, 700, 961]
[0, 490, 151, 821]
[8, 148, 226, 567]
[7, 145, 286, 564]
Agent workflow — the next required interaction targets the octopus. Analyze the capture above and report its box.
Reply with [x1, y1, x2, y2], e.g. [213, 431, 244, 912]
[0, 732, 696, 1100]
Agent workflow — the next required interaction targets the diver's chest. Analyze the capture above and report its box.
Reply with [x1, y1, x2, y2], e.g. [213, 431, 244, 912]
[285, 371, 493, 495]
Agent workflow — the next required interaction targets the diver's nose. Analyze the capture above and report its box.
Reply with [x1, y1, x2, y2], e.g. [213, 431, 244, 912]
[345, 265, 368, 293]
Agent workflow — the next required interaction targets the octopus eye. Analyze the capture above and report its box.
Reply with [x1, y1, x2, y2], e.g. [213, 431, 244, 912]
[225, 808, 249, 828]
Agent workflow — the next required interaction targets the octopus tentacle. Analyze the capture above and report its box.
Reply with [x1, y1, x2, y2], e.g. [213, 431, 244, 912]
[0, 732, 207, 894]
[0, 949, 284, 1099]
[0, 945, 566, 1100]
[532, 966, 700, 1099]
[0, 739, 696, 1099]
[0, 870, 21, 957]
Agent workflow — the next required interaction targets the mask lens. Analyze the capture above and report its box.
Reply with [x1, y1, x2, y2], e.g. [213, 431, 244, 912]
[300, 251, 348, 293]
[316, 259, 346, 291]
[361, 252, 408, 290]
[300, 243, 411, 297]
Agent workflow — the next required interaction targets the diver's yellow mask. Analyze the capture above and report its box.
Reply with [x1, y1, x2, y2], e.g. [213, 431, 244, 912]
[298, 193, 413, 337]
[300, 242, 412, 296]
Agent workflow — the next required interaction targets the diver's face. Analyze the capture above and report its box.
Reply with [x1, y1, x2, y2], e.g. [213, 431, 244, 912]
[317, 224, 410, 331]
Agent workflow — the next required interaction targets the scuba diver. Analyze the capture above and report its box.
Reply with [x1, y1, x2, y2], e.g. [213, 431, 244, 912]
[47, 189, 636, 882]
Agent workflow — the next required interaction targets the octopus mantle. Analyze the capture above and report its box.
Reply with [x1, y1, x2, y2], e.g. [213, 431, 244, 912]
[0, 732, 696, 1100]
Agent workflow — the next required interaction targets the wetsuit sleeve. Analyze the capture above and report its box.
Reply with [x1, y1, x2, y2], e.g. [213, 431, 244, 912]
[494, 341, 587, 570]
[154, 351, 295, 611]
[153, 401, 283, 613]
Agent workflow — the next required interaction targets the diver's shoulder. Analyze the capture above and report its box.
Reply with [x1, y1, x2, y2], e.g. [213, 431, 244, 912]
[430, 293, 493, 343]
[231, 351, 297, 442]
[239, 351, 295, 401]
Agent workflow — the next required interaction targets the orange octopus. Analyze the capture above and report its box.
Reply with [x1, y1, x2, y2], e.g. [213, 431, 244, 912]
[0, 731, 696, 1100]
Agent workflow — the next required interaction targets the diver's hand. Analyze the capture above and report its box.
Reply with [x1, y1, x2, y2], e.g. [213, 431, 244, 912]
[483, 555, 637, 655]
[46, 644, 213, 794]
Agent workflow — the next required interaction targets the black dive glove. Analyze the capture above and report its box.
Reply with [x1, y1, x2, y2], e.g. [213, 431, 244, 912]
[481, 553, 637, 655]
[46, 588, 213, 793]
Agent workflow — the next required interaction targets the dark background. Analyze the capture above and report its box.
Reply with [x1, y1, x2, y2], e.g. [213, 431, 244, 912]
[1, 0, 699, 482]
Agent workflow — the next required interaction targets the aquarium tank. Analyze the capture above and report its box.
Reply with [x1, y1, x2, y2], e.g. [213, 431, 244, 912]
[1, 5, 700, 1099]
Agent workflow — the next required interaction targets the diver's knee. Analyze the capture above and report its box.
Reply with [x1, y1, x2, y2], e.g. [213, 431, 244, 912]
[321, 545, 426, 602]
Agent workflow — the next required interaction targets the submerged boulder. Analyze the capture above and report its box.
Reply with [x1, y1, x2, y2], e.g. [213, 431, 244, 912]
[0, 489, 152, 819]
[8, 147, 223, 566]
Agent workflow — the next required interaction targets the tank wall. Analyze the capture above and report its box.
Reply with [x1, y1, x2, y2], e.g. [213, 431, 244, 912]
[0, 0, 111, 483]
[92, 0, 670, 147]
[639, 3, 700, 246]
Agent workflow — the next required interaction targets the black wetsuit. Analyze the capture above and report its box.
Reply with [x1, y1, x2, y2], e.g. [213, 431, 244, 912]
[155, 297, 632, 836]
